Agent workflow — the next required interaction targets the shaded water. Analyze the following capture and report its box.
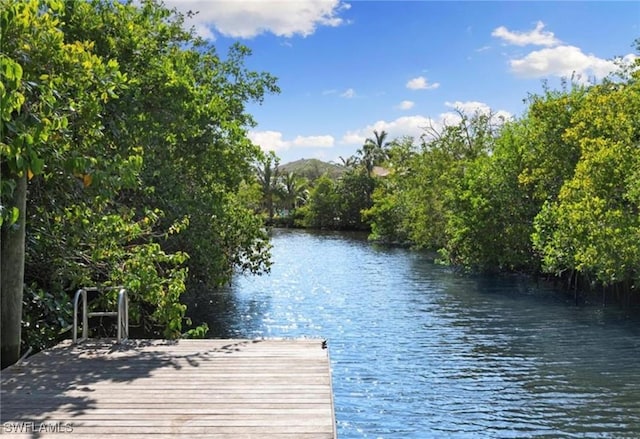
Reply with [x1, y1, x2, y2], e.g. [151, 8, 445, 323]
[184, 229, 640, 438]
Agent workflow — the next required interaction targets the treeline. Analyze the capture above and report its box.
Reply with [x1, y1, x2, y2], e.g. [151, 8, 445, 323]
[252, 131, 390, 231]
[365, 62, 640, 302]
[260, 46, 640, 303]
[1, 0, 278, 365]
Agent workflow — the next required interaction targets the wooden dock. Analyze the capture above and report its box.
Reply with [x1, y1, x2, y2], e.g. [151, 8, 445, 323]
[0, 339, 336, 438]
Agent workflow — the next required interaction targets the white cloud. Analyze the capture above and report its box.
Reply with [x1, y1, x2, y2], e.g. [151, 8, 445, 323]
[292, 135, 334, 148]
[341, 115, 436, 145]
[340, 88, 356, 98]
[491, 21, 637, 83]
[510, 45, 636, 81]
[163, 0, 350, 39]
[396, 100, 415, 110]
[249, 130, 334, 153]
[192, 23, 216, 40]
[492, 21, 560, 47]
[492, 110, 513, 123]
[248, 130, 289, 152]
[406, 76, 440, 90]
[341, 101, 512, 146]
[438, 111, 464, 127]
[445, 100, 491, 115]
[443, 101, 513, 124]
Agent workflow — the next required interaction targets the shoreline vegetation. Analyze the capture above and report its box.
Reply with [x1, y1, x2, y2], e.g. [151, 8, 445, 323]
[257, 53, 640, 309]
[1, 1, 638, 366]
[1, 0, 277, 365]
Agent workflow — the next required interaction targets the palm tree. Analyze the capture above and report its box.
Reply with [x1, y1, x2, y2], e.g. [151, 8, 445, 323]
[339, 155, 358, 169]
[359, 130, 390, 175]
[255, 152, 280, 220]
[279, 172, 308, 212]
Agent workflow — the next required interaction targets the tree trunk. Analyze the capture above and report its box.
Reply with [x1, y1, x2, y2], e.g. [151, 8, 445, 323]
[1, 174, 26, 369]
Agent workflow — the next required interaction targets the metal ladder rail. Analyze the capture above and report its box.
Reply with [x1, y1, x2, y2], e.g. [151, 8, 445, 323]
[73, 287, 128, 344]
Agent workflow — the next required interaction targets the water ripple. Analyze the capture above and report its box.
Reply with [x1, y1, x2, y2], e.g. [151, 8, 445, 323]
[184, 229, 640, 438]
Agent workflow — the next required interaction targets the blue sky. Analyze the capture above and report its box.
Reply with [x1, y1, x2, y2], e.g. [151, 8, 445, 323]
[165, 1, 639, 164]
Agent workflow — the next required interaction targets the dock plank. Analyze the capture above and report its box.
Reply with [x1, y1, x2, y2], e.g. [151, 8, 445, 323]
[0, 339, 336, 438]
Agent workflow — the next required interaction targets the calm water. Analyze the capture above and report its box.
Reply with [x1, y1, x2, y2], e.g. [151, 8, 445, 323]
[184, 229, 640, 438]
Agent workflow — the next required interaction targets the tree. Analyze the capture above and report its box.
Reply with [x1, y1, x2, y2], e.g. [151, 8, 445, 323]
[364, 137, 416, 244]
[255, 151, 280, 221]
[533, 62, 640, 290]
[439, 85, 587, 272]
[359, 130, 390, 175]
[279, 172, 308, 212]
[440, 114, 543, 271]
[516, 83, 587, 204]
[338, 155, 357, 169]
[335, 168, 375, 230]
[61, 0, 279, 286]
[299, 175, 340, 229]
[1, 0, 133, 366]
[1, 0, 280, 365]
[412, 111, 496, 253]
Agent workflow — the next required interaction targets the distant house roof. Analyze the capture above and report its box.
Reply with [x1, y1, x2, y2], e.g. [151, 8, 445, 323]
[372, 166, 391, 177]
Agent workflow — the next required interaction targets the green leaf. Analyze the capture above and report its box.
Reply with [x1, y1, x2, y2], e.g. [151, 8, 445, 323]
[9, 206, 19, 225]
[30, 157, 45, 175]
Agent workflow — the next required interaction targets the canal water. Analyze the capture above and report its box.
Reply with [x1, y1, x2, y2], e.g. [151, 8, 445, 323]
[184, 228, 640, 438]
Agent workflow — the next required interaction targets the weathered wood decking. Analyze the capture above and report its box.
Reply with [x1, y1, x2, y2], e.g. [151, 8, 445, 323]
[0, 339, 336, 438]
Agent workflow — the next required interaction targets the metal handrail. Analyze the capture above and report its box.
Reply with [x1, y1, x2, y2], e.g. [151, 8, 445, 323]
[73, 287, 128, 344]
[116, 287, 128, 342]
[73, 288, 89, 343]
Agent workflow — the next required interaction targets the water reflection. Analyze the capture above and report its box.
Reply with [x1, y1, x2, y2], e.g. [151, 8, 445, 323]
[183, 228, 640, 438]
[183, 286, 272, 338]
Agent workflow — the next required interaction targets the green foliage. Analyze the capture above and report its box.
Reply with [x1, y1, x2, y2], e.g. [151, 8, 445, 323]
[441, 119, 541, 271]
[297, 168, 375, 231]
[300, 175, 341, 229]
[279, 172, 308, 211]
[335, 168, 375, 230]
[363, 52, 640, 299]
[21, 285, 72, 352]
[60, 0, 278, 288]
[366, 113, 499, 253]
[182, 323, 209, 339]
[1, 0, 279, 353]
[359, 130, 391, 175]
[255, 151, 280, 220]
[365, 184, 409, 244]
[532, 69, 640, 286]
[279, 158, 345, 181]
[293, 130, 392, 232]
[1, 0, 126, 222]
[365, 137, 423, 245]
[516, 84, 588, 204]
